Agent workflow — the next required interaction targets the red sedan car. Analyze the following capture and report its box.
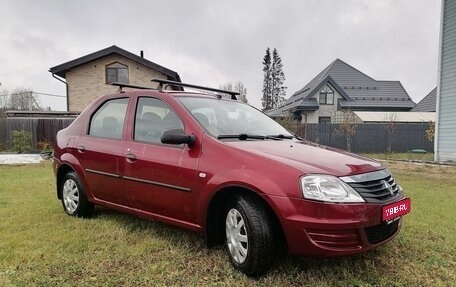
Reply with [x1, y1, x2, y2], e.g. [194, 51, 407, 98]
[53, 79, 410, 276]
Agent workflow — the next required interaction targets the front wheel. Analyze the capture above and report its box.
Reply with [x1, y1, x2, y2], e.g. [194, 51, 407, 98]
[60, 171, 94, 218]
[225, 194, 275, 276]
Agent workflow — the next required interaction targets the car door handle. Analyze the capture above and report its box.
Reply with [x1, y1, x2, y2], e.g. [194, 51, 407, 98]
[126, 153, 137, 162]
[77, 145, 86, 153]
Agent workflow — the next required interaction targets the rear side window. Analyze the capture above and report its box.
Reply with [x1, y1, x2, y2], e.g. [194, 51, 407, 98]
[89, 98, 129, 139]
[134, 97, 183, 144]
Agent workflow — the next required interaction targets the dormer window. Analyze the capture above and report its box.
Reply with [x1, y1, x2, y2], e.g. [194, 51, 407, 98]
[319, 85, 334, 105]
[106, 62, 128, 84]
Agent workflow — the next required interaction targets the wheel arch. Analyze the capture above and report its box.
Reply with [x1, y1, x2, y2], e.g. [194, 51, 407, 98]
[205, 185, 286, 251]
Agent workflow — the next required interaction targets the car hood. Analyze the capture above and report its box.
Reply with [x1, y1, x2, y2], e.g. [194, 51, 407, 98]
[225, 139, 383, 177]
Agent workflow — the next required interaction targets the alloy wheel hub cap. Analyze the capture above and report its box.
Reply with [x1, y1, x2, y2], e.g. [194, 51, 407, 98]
[62, 179, 79, 213]
[225, 208, 248, 264]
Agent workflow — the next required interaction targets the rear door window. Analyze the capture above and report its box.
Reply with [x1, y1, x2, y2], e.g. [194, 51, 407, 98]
[88, 98, 129, 139]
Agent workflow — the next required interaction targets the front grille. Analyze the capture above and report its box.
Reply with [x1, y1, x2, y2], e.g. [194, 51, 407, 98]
[365, 220, 399, 244]
[341, 170, 400, 203]
[346, 174, 400, 203]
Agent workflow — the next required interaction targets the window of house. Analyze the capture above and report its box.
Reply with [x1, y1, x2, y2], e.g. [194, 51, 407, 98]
[106, 62, 129, 84]
[319, 85, 334, 105]
[134, 97, 184, 144]
[89, 98, 129, 139]
[319, 116, 331, 124]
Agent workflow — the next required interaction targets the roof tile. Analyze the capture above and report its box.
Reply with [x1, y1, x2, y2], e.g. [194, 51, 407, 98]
[411, 87, 437, 112]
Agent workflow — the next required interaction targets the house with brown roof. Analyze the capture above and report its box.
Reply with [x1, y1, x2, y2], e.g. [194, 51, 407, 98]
[267, 59, 416, 123]
[49, 45, 181, 111]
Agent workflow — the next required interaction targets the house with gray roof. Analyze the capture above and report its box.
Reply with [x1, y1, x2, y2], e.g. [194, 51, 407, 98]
[411, 87, 437, 112]
[50, 45, 181, 111]
[267, 59, 415, 123]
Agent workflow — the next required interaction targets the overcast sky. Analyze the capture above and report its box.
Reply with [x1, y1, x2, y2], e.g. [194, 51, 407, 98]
[0, 0, 441, 111]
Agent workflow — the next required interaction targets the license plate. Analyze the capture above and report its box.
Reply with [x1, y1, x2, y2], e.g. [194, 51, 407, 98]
[382, 198, 411, 221]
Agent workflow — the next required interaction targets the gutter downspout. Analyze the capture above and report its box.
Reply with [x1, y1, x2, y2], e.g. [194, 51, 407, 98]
[52, 73, 69, 111]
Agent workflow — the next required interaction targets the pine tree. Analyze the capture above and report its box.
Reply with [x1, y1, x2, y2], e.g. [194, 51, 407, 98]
[261, 47, 286, 110]
[261, 48, 272, 110]
[271, 48, 286, 108]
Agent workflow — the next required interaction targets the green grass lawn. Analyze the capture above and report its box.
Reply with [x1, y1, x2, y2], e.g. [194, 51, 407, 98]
[0, 161, 455, 286]
[362, 152, 435, 162]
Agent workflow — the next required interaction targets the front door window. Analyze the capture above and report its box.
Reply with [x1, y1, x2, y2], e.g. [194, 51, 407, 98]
[134, 97, 184, 144]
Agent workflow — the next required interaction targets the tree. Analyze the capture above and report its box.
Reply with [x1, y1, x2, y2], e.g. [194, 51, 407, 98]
[0, 88, 8, 114]
[220, 81, 248, 103]
[425, 121, 435, 142]
[233, 81, 248, 103]
[383, 112, 398, 153]
[261, 48, 272, 110]
[271, 48, 287, 108]
[334, 110, 358, 152]
[8, 88, 40, 110]
[220, 82, 233, 93]
[261, 47, 287, 110]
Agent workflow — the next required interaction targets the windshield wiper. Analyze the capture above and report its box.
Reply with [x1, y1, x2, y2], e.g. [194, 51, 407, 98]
[217, 133, 265, 140]
[217, 133, 293, 141]
[293, 134, 304, 140]
[265, 134, 293, 140]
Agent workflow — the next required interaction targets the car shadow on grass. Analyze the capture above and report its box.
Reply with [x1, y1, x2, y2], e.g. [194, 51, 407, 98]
[91, 206, 208, 250]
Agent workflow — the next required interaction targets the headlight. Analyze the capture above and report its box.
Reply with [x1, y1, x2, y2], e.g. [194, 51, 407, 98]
[301, 175, 365, 203]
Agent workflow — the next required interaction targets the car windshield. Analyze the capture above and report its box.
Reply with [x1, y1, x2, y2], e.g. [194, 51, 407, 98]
[177, 96, 292, 139]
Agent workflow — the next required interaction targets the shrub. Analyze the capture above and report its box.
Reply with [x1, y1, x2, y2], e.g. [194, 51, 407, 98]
[274, 115, 299, 134]
[11, 130, 32, 153]
[425, 121, 435, 142]
[37, 139, 53, 152]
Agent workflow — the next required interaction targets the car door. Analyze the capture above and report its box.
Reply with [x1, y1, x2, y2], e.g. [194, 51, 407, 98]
[123, 96, 199, 223]
[76, 97, 129, 205]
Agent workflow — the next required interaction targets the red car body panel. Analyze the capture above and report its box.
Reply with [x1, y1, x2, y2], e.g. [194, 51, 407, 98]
[54, 89, 407, 257]
[262, 195, 402, 256]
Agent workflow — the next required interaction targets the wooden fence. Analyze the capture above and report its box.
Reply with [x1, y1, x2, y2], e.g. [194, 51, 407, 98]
[0, 118, 74, 150]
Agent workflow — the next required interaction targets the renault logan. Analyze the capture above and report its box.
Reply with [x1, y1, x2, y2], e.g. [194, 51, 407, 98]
[53, 79, 410, 276]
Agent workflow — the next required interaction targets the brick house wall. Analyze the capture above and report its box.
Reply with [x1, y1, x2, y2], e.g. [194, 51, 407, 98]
[66, 54, 169, 111]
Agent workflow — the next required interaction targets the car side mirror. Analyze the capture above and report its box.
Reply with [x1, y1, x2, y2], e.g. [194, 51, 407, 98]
[161, 129, 196, 147]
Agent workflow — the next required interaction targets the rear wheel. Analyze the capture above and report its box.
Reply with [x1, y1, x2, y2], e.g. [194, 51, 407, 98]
[60, 171, 94, 218]
[225, 194, 275, 276]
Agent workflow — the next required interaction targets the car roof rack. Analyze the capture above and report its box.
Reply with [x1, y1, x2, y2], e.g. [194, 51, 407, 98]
[151, 79, 239, 100]
[110, 82, 153, 91]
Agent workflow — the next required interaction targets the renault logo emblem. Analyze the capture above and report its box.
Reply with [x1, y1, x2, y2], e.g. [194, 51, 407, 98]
[383, 180, 394, 195]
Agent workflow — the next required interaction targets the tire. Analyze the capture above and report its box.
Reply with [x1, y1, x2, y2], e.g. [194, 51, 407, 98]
[225, 194, 275, 276]
[60, 171, 94, 218]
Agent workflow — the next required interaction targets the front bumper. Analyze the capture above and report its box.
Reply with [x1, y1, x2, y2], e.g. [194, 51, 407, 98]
[266, 195, 403, 256]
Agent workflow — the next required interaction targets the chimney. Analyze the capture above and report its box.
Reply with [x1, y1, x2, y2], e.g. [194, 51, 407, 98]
[140, 50, 144, 58]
